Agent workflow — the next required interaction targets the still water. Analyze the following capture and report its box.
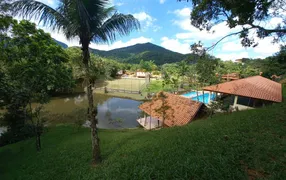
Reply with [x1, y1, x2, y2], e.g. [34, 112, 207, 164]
[43, 93, 142, 129]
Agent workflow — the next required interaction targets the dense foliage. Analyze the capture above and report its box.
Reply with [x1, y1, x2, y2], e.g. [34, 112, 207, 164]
[65, 47, 125, 83]
[0, 16, 75, 147]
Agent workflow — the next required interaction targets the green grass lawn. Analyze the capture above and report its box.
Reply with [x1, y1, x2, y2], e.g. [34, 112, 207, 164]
[143, 80, 173, 93]
[1, 98, 286, 179]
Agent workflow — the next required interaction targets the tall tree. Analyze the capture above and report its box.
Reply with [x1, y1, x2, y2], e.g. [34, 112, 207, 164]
[6, 0, 140, 165]
[196, 55, 219, 85]
[0, 17, 74, 148]
[154, 92, 173, 128]
[178, 0, 286, 49]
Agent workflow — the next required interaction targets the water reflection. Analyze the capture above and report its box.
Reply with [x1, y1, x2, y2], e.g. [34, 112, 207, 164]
[42, 93, 142, 129]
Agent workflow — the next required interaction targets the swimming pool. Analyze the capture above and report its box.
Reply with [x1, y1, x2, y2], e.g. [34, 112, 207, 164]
[182, 91, 198, 98]
[182, 91, 216, 104]
[191, 93, 216, 104]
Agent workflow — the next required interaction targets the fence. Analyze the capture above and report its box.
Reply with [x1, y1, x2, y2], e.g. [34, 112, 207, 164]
[95, 76, 150, 94]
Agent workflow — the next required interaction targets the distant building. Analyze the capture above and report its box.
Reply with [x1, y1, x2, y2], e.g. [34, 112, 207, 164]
[136, 71, 150, 78]
[117, 70, 123, 76]
[221, 73, 240, 81]
[271, 74, 281, 81]
[234, 59, 245, 65]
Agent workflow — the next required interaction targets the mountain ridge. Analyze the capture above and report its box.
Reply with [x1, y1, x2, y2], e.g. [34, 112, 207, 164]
[90, 42, 193, 65]
[53, 39, 194, 64]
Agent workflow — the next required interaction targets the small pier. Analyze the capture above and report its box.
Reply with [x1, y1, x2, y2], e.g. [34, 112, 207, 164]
[137, 116, 162, 130]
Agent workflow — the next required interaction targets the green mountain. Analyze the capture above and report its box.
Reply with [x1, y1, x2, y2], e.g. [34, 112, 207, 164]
[53, 39, 195, 65]
[53, 38, 68, 49]
[90, 42, 194, 65]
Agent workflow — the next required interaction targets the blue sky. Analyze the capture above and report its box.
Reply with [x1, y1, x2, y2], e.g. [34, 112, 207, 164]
[37, 0, 285, 60]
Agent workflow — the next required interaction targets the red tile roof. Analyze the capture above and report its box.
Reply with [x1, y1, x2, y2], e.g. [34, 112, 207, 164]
[203, 76, 282, 102]
[139, 92, 203, 127]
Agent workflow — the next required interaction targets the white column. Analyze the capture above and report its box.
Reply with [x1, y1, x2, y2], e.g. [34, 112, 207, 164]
[233, 96, 238, 106]
[208, 91, 211, 103]
[149, 116, 151, 130]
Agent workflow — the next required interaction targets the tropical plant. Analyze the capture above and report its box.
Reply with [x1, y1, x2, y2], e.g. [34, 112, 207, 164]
[5, 0, 140, 164]
[154, 92, 173, 128]
[139, 60, 157, 72]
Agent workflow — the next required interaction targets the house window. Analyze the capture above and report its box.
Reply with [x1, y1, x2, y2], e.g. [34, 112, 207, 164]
[237, 96, 254, 107]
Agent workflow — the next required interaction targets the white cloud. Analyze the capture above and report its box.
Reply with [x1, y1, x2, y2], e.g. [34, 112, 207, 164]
[159, 0, 166, 4]
[175, 22, 242, 42]
[172, 7, 284, 59]
[116, 2, 124, 6]
[161, 37, 168, 41]
[133, 12, 153, 22]
[253, 37, 282, 57]
[153, 26, 161, 32]
[38, 0, 56, 6]
[221, 41, 245, 52]
[110, 0, 124, 6]
[172, 7, 242, 42]
[160, 37, 190, 54]
[43, 25, 153, 51]
[173, 7, 191, 17]
[133, 12, 159, 31]
[216, 52, 249, 61]
[89, 37, 153, 51]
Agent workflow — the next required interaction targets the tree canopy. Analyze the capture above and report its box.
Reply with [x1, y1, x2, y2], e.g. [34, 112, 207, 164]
[179, 0, 286, 48]
[0, 16, 75, 147]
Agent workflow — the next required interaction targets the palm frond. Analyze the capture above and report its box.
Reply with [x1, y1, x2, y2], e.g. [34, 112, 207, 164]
[9, 0, 67, 31]
[93, 13, 140, 43]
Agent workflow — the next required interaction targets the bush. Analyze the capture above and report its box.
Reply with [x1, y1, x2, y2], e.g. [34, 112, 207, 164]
[152, 71, 160, 75]
[73, 108, 87, 131]
[0, 124, 35, 147]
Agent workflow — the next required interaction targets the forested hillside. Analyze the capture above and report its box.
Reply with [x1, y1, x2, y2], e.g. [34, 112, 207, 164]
[90, 42, 195, 65]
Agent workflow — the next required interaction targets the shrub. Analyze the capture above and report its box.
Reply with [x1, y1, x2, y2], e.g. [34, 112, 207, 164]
[73, 108, 87, 131]
[152, 71, 160, 75]
[0, 124, 35, 147]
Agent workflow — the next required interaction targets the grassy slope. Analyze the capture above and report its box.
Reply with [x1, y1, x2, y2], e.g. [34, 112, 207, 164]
[1, 94, 286, 179]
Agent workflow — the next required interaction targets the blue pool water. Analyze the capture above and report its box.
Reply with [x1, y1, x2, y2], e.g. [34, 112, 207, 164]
[191, 93, 216, 104]
[182, 91, 197, 98]
[182, 91, 216, 104]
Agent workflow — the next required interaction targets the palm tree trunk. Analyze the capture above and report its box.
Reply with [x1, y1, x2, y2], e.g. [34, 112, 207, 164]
[82, 43, 101, 165]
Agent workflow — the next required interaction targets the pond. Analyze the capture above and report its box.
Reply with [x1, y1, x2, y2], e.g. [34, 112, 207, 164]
[41, 93, 142, 129]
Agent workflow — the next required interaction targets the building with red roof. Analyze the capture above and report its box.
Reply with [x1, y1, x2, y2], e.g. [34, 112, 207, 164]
[203, 76, 282, 110]
[137, 92, 205, 129]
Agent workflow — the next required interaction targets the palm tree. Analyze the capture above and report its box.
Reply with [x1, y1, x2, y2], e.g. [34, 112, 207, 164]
[7, 0, 140, 165]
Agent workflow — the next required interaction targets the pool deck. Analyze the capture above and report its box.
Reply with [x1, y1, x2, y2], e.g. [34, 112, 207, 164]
[137, 116, 162, 130]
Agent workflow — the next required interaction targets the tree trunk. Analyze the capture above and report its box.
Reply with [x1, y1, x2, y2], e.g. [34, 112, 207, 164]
[36, 133, 41, 151]
[82, 43, 101, 165]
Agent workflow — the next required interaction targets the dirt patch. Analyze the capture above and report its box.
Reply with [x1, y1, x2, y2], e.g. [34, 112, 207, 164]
[240, 160, 268, 180]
